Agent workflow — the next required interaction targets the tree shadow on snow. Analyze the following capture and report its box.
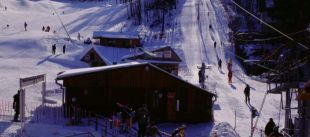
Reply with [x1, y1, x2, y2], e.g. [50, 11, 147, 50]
[234, 75, 256, 91]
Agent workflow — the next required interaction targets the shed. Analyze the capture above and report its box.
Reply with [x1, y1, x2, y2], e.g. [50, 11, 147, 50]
[93, 31, 141, 48]
[56, 62, 216, 122]
[80, 45, 133, 66]
[122, 46, 182, 75]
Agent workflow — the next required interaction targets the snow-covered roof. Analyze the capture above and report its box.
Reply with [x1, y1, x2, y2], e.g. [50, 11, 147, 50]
[121, 46, 172, 59]
[124, 59, 180, 64]
[81, 45, 135, 65]
[56, 62, 216, 96]
[93, 31, 139, 39]
[57, 62, 142, 79]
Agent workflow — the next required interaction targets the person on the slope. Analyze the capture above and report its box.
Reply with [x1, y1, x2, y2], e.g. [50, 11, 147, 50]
[218, 59, 222, 70]
[265, 118, 276, 136]
[137, 104, 149, 137]
[24, 22, 27, 31]
[227, 59, 232, 72]
[63, 45, 66, 54]
[13, 90, 21, 121]
[42, 26, 45, 31]
[52, 44, 56, 55]
[228, 70, 232, 84]
[214, 41, 217, 48]
[244, 84, 250, 104]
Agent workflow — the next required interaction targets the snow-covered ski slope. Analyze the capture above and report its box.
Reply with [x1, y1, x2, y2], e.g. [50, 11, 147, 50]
[0, 0, 292, 136]
[168, 0, 288, 136]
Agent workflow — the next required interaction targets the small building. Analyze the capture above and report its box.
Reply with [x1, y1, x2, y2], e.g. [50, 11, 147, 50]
[80, 45, 133, 66]
[56, 62, 216, 122]
[122, 46, 182, 75]
[80, 46, 182, 75]
[93, 31, 141, 48]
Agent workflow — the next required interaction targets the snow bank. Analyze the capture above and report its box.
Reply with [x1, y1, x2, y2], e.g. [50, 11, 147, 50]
[210, 122, 240, 137]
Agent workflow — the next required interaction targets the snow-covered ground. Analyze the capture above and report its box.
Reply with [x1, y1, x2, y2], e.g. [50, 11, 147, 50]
[0, 0, 295, 136]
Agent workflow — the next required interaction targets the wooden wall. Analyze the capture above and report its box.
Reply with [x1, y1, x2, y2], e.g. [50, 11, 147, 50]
[62, 65, 214, 122]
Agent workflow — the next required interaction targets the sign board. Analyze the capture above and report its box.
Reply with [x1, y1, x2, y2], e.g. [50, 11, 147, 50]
[20, 74, 45, 88]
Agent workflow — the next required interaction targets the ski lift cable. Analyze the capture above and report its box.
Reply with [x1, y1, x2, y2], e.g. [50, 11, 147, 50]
[48, 1, 72, 42]
[225, 49, 279, 73]
[235, 29, 308, 42]
[230, 0, 309, 50]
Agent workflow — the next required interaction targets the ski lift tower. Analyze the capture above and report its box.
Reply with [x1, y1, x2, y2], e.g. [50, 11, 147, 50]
[265, 51, 310, 137]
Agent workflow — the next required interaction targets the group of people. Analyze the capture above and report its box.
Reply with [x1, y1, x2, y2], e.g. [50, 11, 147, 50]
[111, 103, 161, 137]
[42, 25, 51, 32]
[52, 44, 66, 55]
[198, 58, 232, 87]
[115, 102, 135, 133]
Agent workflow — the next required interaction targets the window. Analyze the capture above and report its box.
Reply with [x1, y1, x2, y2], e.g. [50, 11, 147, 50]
[84, 55, 90, 61]
[90, 53, 95, 61]
[163, 51, 172, 58]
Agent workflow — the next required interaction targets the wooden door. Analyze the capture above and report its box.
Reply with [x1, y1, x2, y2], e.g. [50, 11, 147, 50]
[167, 92, 176, 120]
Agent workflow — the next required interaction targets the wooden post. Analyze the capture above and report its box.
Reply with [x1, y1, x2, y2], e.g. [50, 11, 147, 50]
[251, 114, 253, 137]
[234, 110, 237, 130]
[284, 89, 291, 133]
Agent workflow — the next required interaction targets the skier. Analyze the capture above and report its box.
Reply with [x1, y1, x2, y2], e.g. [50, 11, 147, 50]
[227, 59, 232, 72]
[265, 118, 276, 136]
[137, 104, 149, 137]
[42, 26, 45, 31]
[244, 84, 250, 104]
[198, 63, 208, 88]
[13, 90, 21, 122]
[218, 59, 222, 70]
[24, 22, 27, 31]
[5, 6, 7, 11]
[52, 44, 56, 55]
[46, 26, 50, 32]
[63, 45, 66, 54]
[198, 69, 205, 84]
[228, 70, 232, 84]
[77, 32, 81, 41]
[214, 41, 217, 48]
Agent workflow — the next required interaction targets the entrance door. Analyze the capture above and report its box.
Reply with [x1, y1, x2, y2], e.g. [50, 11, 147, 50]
[167, 92, 176, 120]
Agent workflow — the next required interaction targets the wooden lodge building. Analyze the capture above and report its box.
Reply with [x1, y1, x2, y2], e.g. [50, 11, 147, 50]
[93, 31, 141, 48]
[80, 46, 182, 75]
[56, 62, 216, 122]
